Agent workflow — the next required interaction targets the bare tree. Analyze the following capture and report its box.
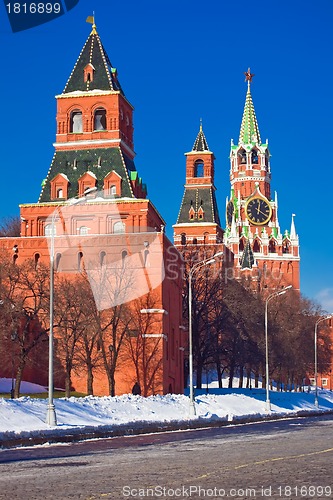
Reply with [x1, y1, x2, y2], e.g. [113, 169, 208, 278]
[0, 216, 21, 237]
[122, 292, 164, 396]
[87, 263, 135, 396]
[53, 275, 95, 397]
[0, 253, 49, 397]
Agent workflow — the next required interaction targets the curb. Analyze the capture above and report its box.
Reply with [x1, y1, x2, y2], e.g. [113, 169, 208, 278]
[1, 409, 333, 450]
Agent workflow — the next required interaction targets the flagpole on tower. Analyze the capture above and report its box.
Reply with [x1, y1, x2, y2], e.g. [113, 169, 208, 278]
[86, 12, 96, 34]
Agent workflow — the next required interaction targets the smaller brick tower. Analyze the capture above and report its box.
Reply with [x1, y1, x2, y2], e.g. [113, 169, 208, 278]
[223, 69, 300, 290]
[173, 123, 223, 248]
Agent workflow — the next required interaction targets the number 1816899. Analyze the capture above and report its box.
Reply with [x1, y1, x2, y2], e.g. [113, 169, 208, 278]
[6, 3, 61, 14]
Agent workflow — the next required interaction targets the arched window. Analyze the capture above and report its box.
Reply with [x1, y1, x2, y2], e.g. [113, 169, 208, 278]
[194, 159, 204, 177]
[34, 253, 40, 270]
[114, 221, 125, 234]
[282, 240, 290, 254]
[94, 108, 107, 131]
[110, 185, 117, 196]
[70, 110, 83, 133]
[78, 226, 89, 236]
[268, 239, 276, 253]
[121, 250, 127, 268]
[238, 149, 247, 164]
[45, 224, 56, 237]
[251, 149, 259, 164]
[56, 188, 63, 198]
[181, 233, 186, 245]
[203, 232, 209, 245]
[193, 238, 197, 245]
[100, 251, 106, 267]
[253, 239, 261, 253]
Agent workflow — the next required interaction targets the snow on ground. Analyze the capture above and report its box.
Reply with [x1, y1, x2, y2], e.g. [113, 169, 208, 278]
[0, 378, 333, 442]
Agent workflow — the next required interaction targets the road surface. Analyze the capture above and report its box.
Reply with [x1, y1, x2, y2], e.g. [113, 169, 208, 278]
[0, 414, 332, 499]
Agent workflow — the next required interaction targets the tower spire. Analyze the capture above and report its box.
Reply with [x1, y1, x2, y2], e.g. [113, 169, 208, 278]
[192, 122, 210, 152]
[239, 68, 261, 145]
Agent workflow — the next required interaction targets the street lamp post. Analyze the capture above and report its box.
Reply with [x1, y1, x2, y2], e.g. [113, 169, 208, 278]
[46, 187, 97, 426]
[264, 285, 292, 412]
[314, 314, 332, 408]
[188, 251, 223, 416]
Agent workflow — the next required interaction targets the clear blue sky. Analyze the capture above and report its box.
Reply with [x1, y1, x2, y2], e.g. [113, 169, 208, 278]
[0, 0, 332, 310]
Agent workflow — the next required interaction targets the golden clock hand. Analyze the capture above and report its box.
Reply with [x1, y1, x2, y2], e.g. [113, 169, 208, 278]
[257, 208, 268, 217]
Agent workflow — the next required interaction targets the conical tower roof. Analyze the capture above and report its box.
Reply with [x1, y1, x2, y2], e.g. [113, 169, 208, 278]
[240, 239, 255, 270]
[192, 122, 210, 152]
[63, 23, 124, 95]
[239, 69, 261, 145]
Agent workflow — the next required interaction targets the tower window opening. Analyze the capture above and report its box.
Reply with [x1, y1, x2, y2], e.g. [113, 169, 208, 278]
[110, 185, 117, 196]
[194, 160, 204, 177]
[193, 238, 197, 245]
[121, 250, 128, 268]
[94, 108, 107, 131]
[56, 188, 63, 198]
[181, 233, 186, 246]
[251, 150, 259, 164]
[283, 241, 290, 254]
[34, 253, 40, 270]
[70, 110, 83, 133]
[239, 149, 247, 164]
[268, 239, 276, 253]
[253, 239, 261, 253]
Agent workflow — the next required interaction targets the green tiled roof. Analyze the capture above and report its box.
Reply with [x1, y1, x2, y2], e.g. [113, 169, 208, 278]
[63, 28, 124, 95]
[39, 147, 135, 202]
[239, 82, 261, 145]
[176, 187, 221, 225]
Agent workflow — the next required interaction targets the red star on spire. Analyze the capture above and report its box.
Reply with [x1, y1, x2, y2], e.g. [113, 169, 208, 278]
[244, 68, 255, 82]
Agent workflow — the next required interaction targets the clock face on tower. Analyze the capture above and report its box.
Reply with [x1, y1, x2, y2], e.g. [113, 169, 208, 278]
[245, 196, 272, 225]
[226, 200, 234, 227]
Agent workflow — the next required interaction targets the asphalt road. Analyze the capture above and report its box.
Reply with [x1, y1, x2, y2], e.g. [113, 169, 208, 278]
[0, 415, 332, 500]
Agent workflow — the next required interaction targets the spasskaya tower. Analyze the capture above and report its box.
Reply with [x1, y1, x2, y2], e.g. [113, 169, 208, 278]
[223, 69, 300, 290]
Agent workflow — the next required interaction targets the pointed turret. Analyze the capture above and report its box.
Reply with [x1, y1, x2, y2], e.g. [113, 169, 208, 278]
[192, 122, 210, 152]
[38, 23, 145, 203]
[173, 123, 223, 246]
[239, 69, 261, 145]
[290, 213, 298, 241]
[240, 239, 254, 270]
[63, 23, 124, 95]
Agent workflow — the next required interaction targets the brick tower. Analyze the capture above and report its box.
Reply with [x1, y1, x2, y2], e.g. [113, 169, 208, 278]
[173, 123, 223, 248]
[1, 22, 184, 396]
[223, 69, 300, 290]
